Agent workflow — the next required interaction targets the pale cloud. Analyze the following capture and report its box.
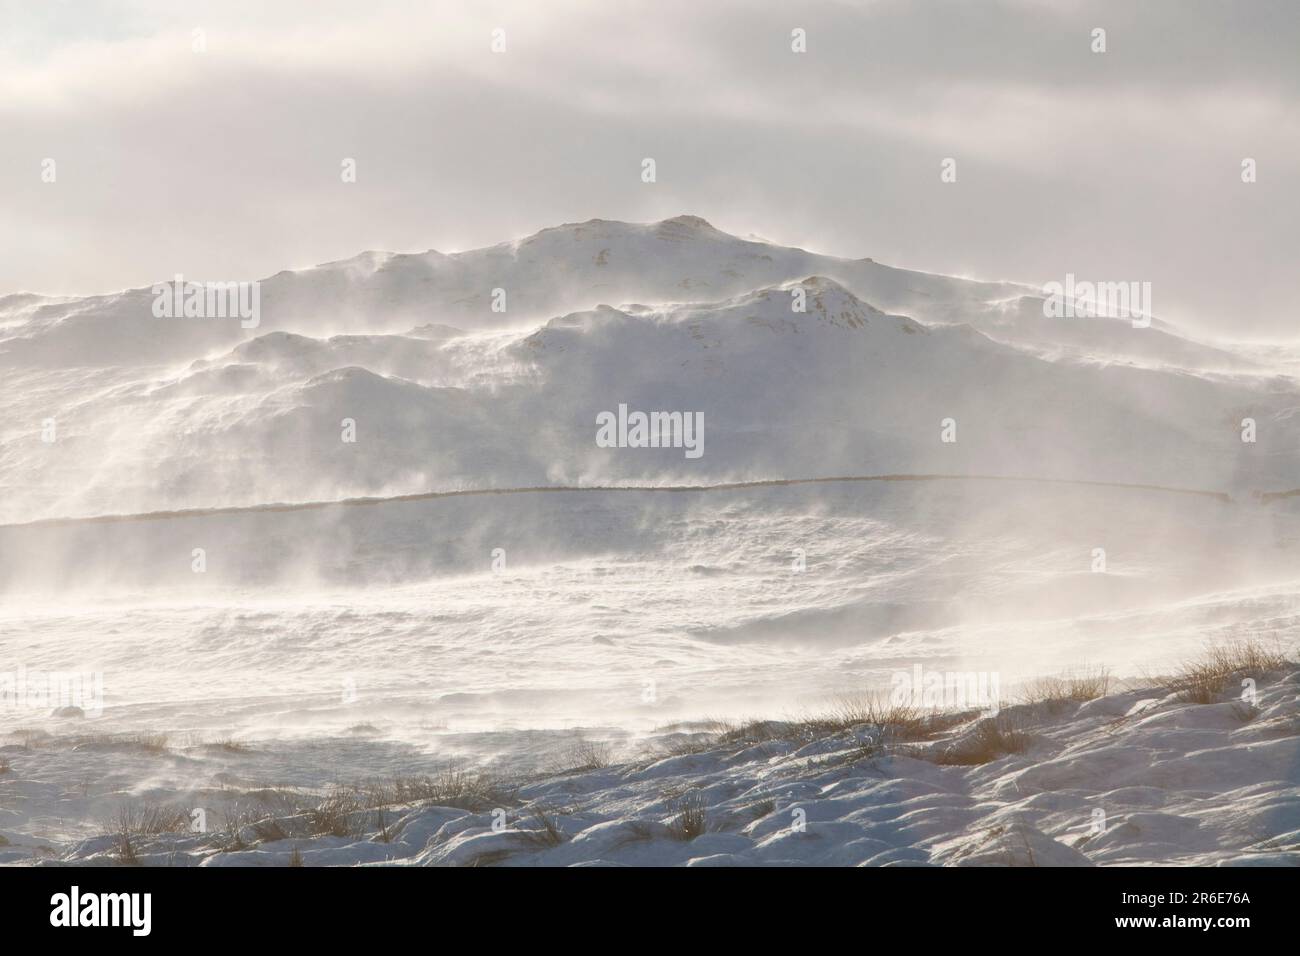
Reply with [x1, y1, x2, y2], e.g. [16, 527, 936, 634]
[1, 0, 1296, 336]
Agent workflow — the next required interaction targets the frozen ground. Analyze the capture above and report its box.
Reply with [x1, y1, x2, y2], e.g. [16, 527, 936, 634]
[3, 658, 1297, 867]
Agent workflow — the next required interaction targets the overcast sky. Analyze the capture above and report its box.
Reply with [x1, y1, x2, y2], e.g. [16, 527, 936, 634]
[2, 0, 1296, 337]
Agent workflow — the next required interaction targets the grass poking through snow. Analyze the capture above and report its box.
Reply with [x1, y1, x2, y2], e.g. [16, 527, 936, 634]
[1167, 638, 1289, 704]
[668, 792, 708, 840]
[1019, 666, 1111, 710]
[930, 716, 1033, 766]
[547, 737, 614, 775]
[104, 802, 191, 864]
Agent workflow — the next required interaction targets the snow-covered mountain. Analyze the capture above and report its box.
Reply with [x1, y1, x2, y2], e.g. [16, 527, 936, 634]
[0, 215, 1020, 364]
[0, 214, 1255, 368]
[1, 217, 1297, 525]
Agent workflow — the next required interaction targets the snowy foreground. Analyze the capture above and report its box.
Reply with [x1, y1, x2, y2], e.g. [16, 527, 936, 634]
[4, 659, 1297, 867]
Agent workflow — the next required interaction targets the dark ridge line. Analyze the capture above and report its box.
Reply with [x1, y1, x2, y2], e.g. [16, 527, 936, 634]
[0, 474, 1234, 531]
[1259, 488, 1300, 503]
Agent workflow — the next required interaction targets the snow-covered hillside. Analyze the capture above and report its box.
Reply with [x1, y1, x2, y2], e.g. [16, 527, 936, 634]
[1, 218, 1297, 524]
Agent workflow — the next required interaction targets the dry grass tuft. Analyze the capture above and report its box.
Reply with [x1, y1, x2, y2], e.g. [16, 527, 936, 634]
[214, 803, 294, 850]
[1020, 666, 1111, 709]
[72, 732, 171, 754]
[656, 696, 949, 761]
[125, 732, 171, 753]
[1168, 639, 1290, 704]
[372, 808, 392, 843]
[548, 737, 614, 775]
[803, 694, 943, 743]
[115, 831, 139, 865]
[520, 807, 566, 848]
[105, 802, 190, 864]
[217, 807, 254, 850]
[111, 803, 191, 836]
[389, 769, 509, 811]
[714, 719, 789, 745]
[655, 735, 722, 758]
[667, 792, 708, 840]
[305, 790, 364, 838]
[931, 716, 1032, 766]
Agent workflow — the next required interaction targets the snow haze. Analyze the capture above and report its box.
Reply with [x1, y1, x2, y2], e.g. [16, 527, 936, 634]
[0, 3, 1297, 871]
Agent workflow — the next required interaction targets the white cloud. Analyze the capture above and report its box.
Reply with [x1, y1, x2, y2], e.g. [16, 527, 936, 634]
[1, 0, 1296, 336]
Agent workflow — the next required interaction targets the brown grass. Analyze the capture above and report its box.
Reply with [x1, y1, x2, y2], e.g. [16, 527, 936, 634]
[548, 737, 614, 775]
[110, 803, 191, 836]
[388, 769, 509, 811]
[71, 732, 171, 754]
[714, 719, 789, 745]
[931, 716, 1032, 766]
[1020, 666, 1111, 709]
[804, 694, 948, 743]
[655, 696, 948, 762]
[115, 831, 139, 865]
[305, 790, 364, 838]
[217, 807, 252, 850]
[667, 792, 707, 840]
[213, 803, 293, 849]
[105, 802, 190, 864]
[125, 732, 171, 753]
[1168, 639, 1290, 704]
[520, 807, 566, 847]
[373, 808, 392, 843]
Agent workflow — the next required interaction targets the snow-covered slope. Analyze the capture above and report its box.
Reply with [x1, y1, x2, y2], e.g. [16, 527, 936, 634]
[1, 264, 1297, 524]
[6, 658, 1296, 867]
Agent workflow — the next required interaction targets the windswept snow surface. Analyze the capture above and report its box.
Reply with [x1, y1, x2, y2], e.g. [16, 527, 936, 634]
[14, 665, 1299, 868]
[1, 217, 1298, 865]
